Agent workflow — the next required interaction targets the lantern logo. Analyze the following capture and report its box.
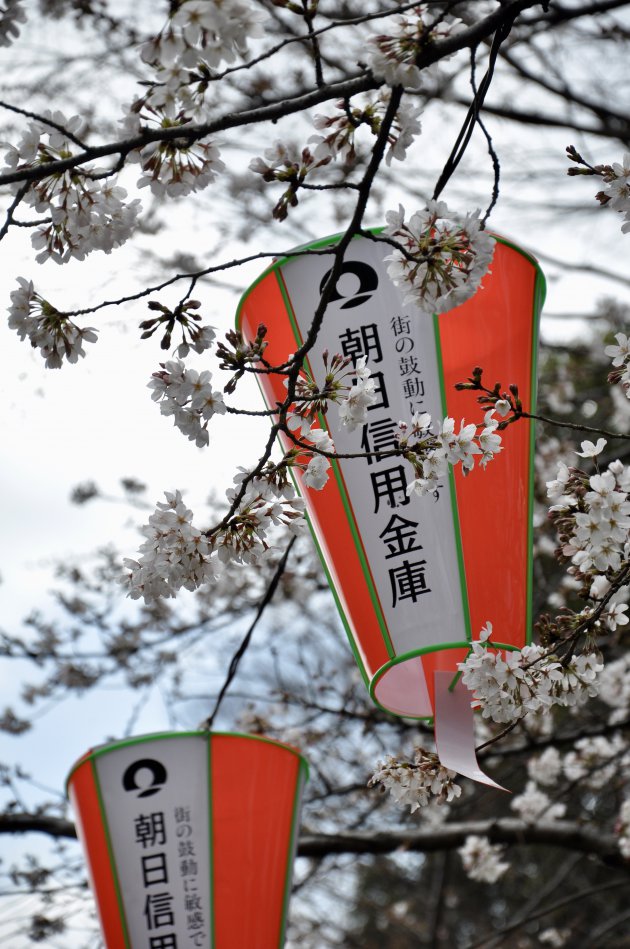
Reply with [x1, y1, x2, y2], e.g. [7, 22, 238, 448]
[122, 758, 167, 798]
[319, 261, 378, 309]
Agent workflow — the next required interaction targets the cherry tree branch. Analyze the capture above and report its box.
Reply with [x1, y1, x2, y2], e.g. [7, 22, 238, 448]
[2, 815, 627, 869]
[0, 0, 543, 190]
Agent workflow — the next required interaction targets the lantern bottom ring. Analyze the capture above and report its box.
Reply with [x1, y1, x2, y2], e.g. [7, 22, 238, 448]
[369, 640, 521, 720]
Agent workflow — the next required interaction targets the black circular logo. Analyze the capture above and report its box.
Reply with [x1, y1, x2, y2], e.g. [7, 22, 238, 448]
[319, 261, 379, 309]
[122, 758, 167, 798]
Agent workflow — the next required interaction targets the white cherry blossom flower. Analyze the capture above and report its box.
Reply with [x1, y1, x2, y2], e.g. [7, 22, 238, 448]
[617, 798, 630, 858]
[527, 747, 562, 787]
[130, 116, 225, 198]
[337, 356, 378, 431]
[8, 277, 98, 367]
[148, 359, 226, 445]
[369, 747, 461, 812]
[563, 735, 625, 789]
[576, 437, 607, 458]
[605, 331, 630, 367]
[511, 781, 566, 823]
[458, 836, 509, 883]
[309, 89, 422, 167]
[365, 7, 464, 90]
[606, 601, 629, 630]
[384, 201, 495, 316]
[459, 628, 603, 724]
[3, 111, 142, 263]
[303, 454, 331, 490]
[539, 928, 570, 947]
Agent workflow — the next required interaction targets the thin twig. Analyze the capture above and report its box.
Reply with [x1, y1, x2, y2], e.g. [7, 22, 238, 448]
[199, 537, 296, 730]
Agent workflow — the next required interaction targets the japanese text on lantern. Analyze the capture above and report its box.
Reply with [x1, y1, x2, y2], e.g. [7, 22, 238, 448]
[336, 310, 432, 609]
[133, 809, 179, 948]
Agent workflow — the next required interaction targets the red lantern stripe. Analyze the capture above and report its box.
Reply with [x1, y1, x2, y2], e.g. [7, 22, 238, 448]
[68, 756, 131, 948]
[211, 734, 307, 948]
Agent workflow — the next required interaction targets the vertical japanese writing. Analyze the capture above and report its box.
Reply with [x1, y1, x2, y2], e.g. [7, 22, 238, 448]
[334, 292, 433, 611]
[390, 313, 426, 416]
[133, 810, 178, 946]
[175, 806, 206, 947]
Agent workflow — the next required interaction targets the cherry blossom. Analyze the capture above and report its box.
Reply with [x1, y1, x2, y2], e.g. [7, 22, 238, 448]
[617, 798, 630, 858]
[125, 476, 307, 602]
[539, 928, 570, 947]
[510, 781, 567, 823]
[575, 437, 607, 458]
[303, 454, 331, 490]
[8, 277, 97, 368]
[562, 735, 627, 789]
[309, 89, 422, 167]
[369, 748, 462, 811]
[337, 355, 378, 431]
[384, 201, 495, 316]
[365, 6, 464, 90]
[2, 111, 141, 263]
[527, 747, 563, 787]
[547, 452, 630, 597]
[140, 0, 268, 73]
[127, 108, 225, 199]
[605, 331, 630, 400]
[148, 359, 226, 447]
[458, 836, 509, 883]
[402, 409, 503, 498]
[459, 627, 603, 724]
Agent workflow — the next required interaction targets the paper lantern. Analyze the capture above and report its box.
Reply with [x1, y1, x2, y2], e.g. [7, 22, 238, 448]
[237, 231, 545, 726]
[67, 731, 308, 948]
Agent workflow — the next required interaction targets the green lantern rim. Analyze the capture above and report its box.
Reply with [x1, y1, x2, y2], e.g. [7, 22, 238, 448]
[369, 640, 521, 721]
[65, 729, 310, 798]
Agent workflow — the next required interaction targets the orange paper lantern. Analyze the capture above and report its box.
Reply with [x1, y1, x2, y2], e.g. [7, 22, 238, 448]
[237, 231, 545, 721]
[67, 731, 308, 948]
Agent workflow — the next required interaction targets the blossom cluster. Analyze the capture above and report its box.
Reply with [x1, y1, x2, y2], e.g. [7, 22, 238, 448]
[137, 0, 267, 119]
[596, 153, 630, 233]
[141, 0, 267, 73]
[123, 490, 219, 601]
[365, 6, 465, 90]
[287, 414, 335, 491]
[510, 780, 567, 823]
[457, 835, 509, 883]
[337, 355, 379, 431]
[3, 112, 141, 263]
[0, 0, 25, 47]
[287, 353, 376, 431]
[148, 359, 227, 447]
[384, 201, 495, 316]
[249, 142, 331, 220]
[124, 478, 307, 602]
[124, 109, 225, 199]
[283, 354, 378, 491]
[605, 331, 630, 400]
[400, 408, 502, 498]
[369, 747, 462, 811]
[459, 623, 603, 724]
[547, 444, 630, 602]
[8, 277, 97, 368]
[309, 89, 422, 167]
